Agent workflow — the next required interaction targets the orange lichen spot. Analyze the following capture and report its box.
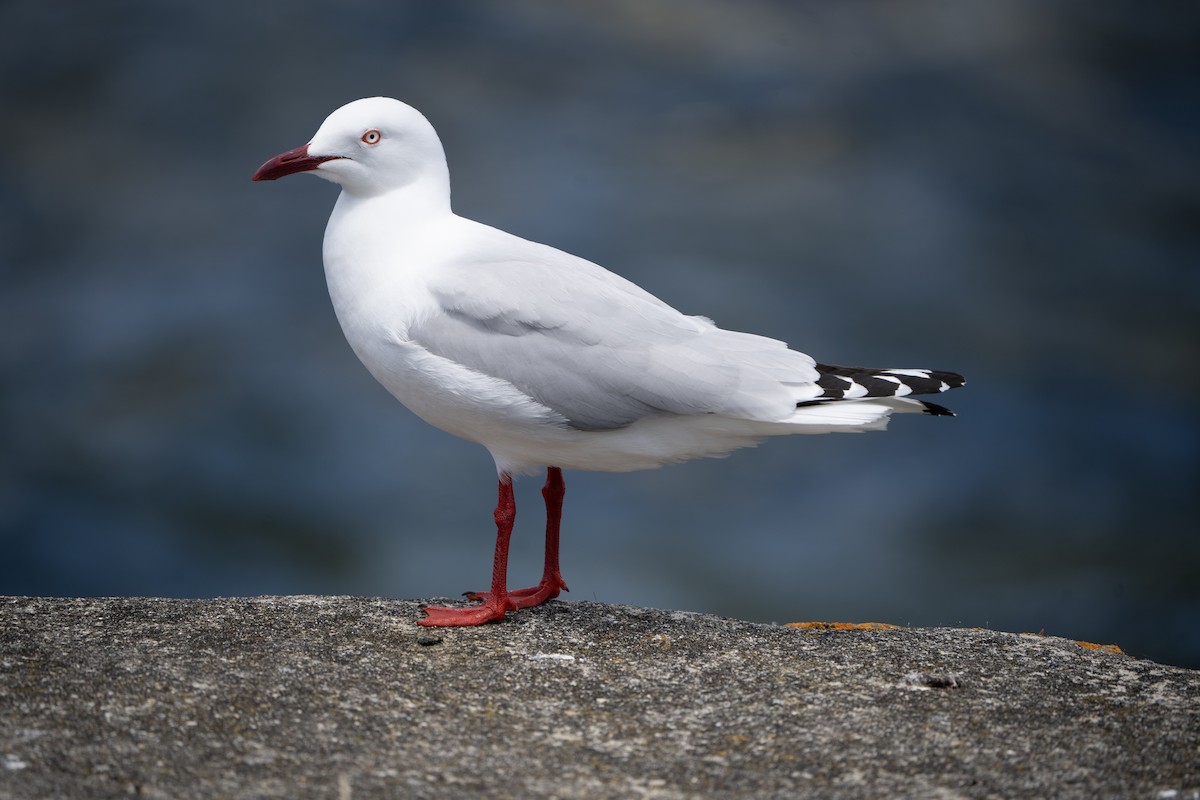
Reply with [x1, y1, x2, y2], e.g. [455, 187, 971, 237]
[786, 621, 900, 631]
[1075, 640, 1124, 655]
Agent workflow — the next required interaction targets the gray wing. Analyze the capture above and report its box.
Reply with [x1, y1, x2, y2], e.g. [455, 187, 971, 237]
[410, 243, 820, 431]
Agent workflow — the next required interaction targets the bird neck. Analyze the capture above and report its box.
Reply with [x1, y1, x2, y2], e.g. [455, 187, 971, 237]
[338, 168, 453, 220]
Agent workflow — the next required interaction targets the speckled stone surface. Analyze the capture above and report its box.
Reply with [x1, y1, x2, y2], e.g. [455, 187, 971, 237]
[2, 596, 1197, 799]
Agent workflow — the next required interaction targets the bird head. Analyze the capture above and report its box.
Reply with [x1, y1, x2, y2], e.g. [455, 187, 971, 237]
[252, 97, 449, 199]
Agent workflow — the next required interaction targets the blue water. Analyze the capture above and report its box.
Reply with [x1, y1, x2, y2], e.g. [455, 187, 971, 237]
[2, 2, 1197, 667]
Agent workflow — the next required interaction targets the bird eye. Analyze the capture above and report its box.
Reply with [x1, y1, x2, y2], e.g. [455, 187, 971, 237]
[361, 129, 381, 145]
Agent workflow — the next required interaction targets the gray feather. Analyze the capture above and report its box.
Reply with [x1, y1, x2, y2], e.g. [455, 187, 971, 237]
[409, 251, 819, 430]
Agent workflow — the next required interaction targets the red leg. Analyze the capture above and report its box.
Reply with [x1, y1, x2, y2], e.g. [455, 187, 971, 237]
[465, 467, 569, 610]
[420, 474, 517, 626]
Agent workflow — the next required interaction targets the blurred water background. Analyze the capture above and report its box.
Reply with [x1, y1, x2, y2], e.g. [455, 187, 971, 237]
[2, 1, 1197, 666]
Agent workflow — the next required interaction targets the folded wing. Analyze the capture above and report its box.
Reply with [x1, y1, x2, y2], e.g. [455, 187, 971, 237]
[409, 242, 822, 431]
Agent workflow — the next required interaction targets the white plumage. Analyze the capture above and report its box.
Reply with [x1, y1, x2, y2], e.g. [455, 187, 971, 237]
[253, 97, 963, 626]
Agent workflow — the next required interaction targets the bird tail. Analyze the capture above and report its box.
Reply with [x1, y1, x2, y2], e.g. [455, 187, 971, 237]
[801, 364, 966, 417]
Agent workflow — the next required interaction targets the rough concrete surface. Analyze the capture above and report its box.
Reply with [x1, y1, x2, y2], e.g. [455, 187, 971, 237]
[1, 596, 1197, 799]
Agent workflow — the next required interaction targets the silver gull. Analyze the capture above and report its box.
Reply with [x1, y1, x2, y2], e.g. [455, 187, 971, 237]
[252, 97, 965, 626]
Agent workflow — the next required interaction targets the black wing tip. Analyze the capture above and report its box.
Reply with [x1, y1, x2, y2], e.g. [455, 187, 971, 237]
[813, 364, 967, 400]
[920, 400, 956, 417]
[935, 370, 967, 389]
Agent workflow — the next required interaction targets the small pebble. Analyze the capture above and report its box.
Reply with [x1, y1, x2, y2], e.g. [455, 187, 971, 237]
[903, 671, 962, 689]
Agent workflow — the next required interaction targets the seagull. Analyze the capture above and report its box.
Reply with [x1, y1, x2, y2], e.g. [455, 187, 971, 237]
[252, 97, 964, 627]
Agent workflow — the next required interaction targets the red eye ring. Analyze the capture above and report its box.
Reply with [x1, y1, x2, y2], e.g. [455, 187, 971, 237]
[362, 129, 381, 144]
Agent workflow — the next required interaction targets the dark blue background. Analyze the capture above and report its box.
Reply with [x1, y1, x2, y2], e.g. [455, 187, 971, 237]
[3, 2, 1197, 666]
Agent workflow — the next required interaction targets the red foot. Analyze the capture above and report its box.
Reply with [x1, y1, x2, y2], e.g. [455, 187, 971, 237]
[465, 575, 568, 610]
[419, 596, 512, 627]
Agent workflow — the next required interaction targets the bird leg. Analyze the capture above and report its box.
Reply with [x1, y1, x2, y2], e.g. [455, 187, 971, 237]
[511, 466, 570, 606]
[419, 474, 519, 626]
[461, 467, 570, 611]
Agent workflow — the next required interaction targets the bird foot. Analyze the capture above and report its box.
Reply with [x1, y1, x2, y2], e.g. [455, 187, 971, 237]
[464, 575, 568, 610]
[418, 596, 512, 627]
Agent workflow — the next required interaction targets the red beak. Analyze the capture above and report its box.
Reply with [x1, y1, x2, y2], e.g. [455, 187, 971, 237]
[252, 144, 339, 181]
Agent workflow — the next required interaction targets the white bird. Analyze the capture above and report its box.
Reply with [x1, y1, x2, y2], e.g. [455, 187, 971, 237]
[252, 97, 964, 627]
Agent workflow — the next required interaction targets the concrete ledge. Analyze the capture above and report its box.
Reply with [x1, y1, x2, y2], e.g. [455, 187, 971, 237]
[2, 596, 1197, 799]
